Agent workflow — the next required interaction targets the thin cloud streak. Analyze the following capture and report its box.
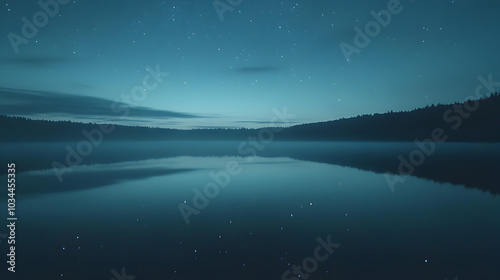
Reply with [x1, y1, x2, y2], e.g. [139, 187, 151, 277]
[234, 66, 281, 73]
[0, 56, 70, 67]
[0, 87, 205, 120]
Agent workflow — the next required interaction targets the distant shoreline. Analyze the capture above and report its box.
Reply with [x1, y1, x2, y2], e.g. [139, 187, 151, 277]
[1, 93, 499, 142]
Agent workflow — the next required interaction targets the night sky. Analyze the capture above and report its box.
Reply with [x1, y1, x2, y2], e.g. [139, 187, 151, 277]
[1, 0, 499, 128]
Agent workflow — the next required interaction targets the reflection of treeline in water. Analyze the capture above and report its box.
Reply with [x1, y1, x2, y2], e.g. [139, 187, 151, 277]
[1, 92, 499, 142]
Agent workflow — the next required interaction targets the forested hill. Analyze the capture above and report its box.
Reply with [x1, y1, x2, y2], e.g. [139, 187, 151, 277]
[278, 92, 500, 142]
[1, 93, 499, 142]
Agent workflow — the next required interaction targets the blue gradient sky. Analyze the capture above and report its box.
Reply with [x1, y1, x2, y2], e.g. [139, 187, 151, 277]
[1, 0, 499, 128]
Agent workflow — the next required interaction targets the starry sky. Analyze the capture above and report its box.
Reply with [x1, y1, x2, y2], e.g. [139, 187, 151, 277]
[0, 0, 499, 129]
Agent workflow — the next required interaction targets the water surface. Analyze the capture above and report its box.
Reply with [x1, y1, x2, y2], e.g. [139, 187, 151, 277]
[0, 141, 498, 279]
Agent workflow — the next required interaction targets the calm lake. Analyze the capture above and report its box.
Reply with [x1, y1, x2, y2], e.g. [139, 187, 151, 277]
[0, 141, 499, 279]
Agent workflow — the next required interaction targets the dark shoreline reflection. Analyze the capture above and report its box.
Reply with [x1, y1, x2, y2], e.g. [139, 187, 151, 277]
[263, 142, 500, 195]
[0, 161, 198, 197]
[1, 141, 498, 195]
[0, 154, 498, 279]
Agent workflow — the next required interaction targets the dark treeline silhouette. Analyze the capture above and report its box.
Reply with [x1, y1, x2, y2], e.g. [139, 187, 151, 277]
[278, 92, 500, 142]
[0, 115, 254, 142]
[1, 92, 499, 142]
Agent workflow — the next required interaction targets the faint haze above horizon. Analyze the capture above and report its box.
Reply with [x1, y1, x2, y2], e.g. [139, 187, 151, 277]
[0, 0, 499, 128]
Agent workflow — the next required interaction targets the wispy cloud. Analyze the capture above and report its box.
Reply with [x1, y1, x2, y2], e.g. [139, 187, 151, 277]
[235, 120, 297, 126]
[0, 56, 70, 67]
[234, 66, 281, 73]
[0, 87, 205, 121]
[71, 82, 94, 89]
